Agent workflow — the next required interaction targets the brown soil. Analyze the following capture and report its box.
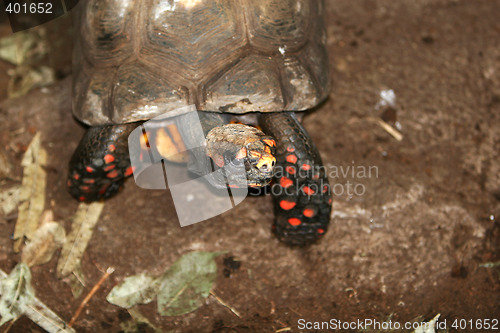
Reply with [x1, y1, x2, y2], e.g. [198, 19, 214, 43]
[1, 1, 499, 332]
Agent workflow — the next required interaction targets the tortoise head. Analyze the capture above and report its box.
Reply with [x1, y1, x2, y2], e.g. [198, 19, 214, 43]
[206, 124, 276, 189]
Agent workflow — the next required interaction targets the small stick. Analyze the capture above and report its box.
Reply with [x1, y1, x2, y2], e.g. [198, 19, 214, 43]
[68, 267, 115, 328]
[276, 327, 291, 332]
[366, 116, 403, 141]
[210, 290, 241, 318]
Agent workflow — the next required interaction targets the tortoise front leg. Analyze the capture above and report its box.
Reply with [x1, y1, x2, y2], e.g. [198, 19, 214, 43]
[68, 123, 138, 202]
[259, 112, 332, 246]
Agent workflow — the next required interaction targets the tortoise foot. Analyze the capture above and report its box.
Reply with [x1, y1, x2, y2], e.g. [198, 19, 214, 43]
[260, 113, 332, 246]
[68, 124, 137, 202]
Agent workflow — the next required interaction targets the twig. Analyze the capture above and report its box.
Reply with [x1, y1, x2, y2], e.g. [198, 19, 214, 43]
[365, 116, 403, 141]
[68, 267, 115, 328]
[210, 290, 241, 318]
[2, 316, 18, 333]
[276, 327, 291, 332]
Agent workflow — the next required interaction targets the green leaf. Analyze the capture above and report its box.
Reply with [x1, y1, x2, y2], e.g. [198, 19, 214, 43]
[0, 263, 35, 326]
[157, 251, 223, 316]
[106, 273, 160, 309]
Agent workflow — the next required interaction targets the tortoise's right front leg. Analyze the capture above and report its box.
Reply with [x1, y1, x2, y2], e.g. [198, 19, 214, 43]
[259, 112, 332, 246]
[67, 123, 137, 202]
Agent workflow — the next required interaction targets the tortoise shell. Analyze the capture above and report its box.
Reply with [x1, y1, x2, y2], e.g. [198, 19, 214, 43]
[72, 0, 330, 125]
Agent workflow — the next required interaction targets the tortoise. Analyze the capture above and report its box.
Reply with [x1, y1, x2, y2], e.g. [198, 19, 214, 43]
[68, 0, 332, 246]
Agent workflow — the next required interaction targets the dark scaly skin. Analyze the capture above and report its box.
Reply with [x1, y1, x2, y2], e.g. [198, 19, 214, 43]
[68, 123, 138, 202]
[259, 112, 332, 246]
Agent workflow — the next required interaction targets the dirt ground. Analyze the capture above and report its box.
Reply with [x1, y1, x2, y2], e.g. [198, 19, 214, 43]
[1, 0, 500, 332]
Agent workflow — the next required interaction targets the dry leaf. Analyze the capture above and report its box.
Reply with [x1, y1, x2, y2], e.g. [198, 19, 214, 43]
[13, 133, 47, 252]
[7, 65, 56, 99]
[106, 273, 160, 308]
[21, 221, 66, 267]
[0, 268, 75, 333]
[57, 201, 104, 279]
[0, 29, 48, 66]
[157, 251, 223, 316]
[0, 185, 21, 216]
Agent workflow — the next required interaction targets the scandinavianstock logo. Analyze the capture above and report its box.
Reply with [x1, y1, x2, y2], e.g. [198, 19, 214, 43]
[127, 106, 378, 227]
[2, 0, 79, 32]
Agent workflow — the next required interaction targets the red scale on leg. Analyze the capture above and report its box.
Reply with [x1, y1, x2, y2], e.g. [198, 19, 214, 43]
[301, 163, 311, 171]
[108, 144, 116, 152]
[302, 186, 315, 195]
[286, 166, 296, 175]
[280, 177, 293, 188]
[279, 200, 296, 210]
[99, 184, 110, 195]
[104, 154, 115, 164]
[107, 170, 119, 178]
[124, 166, 136, 177]
[73, 173, 80, 180]
[104, 164, 116, 172]
[86, 166, 94, 173]
[286, 154, 297, 164]
[286, 147, 295, 153]
[288, 218, 302, 226]
[303, 208, 315, 218]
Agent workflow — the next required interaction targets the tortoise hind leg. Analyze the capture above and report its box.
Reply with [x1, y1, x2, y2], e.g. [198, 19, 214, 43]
[68, 123, 137, 202]
[259, 113, 332, 246]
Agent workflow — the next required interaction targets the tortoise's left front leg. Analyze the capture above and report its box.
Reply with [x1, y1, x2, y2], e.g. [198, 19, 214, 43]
[259, 112, 332, 246]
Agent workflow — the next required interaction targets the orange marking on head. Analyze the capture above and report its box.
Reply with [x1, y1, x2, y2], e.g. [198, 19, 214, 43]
[280, 200, 296, 210]
[286, 166, 296, 175]
[108, 144, 116, 152]
[250, 151, 262, 159]
[286, 154, 297, 164]
[104, 164, 116, 172]
[286, 147, 295, 153]
[288, 218, 302, 226]
[256, 153, 276, 170]
[303, 186, 315, 195]
[86, 166, 94, 173]
[107, 170, 119, 178]
[303, 208, 315, 218]
[317, 228, 325, 234]
[235, 147, 247, 159]
[263, 139, 275, 147]
[280, 177, 293, 188]
[124, 166, 136, 177]
[302, 163, 311, 171]
[104, 154, 115, 164]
